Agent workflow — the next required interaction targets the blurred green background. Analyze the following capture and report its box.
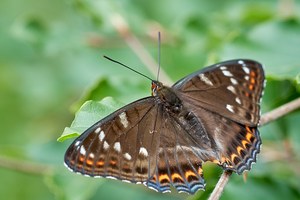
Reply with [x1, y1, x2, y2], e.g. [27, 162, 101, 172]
[1, 0, 300, 199]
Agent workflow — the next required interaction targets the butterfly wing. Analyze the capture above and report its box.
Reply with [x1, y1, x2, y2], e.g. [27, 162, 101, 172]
[64, 97, 161, 183]
[172, 59, 264, 174]
[146, 108, 209, 194]
[173, 59, 265, 125]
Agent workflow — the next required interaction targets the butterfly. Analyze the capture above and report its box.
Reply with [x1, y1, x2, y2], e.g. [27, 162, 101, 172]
[64, 59, 265, 194]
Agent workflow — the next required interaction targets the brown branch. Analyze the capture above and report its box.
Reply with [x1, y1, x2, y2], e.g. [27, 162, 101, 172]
[208, 171, 232, 200]
[110, 14, 173, 85]
[259, 97, 300, 126]
[208, 96, 300, 200]
[0, 155, 53, 175]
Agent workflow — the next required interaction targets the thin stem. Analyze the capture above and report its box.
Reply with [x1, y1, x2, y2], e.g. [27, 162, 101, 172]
[0, 155, 52, 175]
[208, 171, 232, 200]
[260, 97, 300, 126]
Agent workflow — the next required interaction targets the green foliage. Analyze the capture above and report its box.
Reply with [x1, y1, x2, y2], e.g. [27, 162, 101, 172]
[1, 0, 300, 200]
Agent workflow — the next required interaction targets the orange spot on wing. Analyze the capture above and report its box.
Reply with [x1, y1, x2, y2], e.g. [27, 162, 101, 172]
[79, 156, 85, 162]
[237, 146, 244, 155]
[86, 159, 94, 166]
[158, 174, 170, 183]
[231, 153, 238, 162]
[185, 170, 197, 181]
[246, 132, 253, 142]
[248, 84, 254, 90]
[245, 126, 252, 133]
[171, 173, 184, 182]
[96, 160, 104, 167]
[242, 140, 249, 148]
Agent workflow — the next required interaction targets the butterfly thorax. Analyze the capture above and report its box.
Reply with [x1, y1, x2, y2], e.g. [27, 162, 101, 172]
[152, 80, 183, 114]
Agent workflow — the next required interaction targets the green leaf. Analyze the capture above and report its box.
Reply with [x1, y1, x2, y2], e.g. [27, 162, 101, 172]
[58, 97, 124, 142]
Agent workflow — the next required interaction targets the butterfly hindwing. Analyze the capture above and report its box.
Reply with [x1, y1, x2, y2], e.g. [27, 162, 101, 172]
[179, 105, 261, 174]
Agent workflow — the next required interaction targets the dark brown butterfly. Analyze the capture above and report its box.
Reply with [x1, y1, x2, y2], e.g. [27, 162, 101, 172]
[64, 59, 265, 194]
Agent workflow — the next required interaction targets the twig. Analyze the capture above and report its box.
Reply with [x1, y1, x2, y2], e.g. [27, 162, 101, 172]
[0, 155, 52, 175]
[260, 97, 300, 126]
[208, 96, 300, 200]
[109, 14, 173, 85]
[208, 171, 232, 200]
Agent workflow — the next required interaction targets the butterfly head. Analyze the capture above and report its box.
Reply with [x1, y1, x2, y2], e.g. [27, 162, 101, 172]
[151, 80, 163, 96]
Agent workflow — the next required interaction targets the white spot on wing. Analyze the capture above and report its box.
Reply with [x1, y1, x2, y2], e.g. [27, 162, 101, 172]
[235, 97, 242, 104]
[124, 153, 132, 160]
[89, 153, 95, 159]
[75, 141, 80, 146]
[103, 141, 110, 150]
[227, 85, 236, 94]
[95, 127, 101, 134]
[226, 104, 235, 113]
[230, 78, 238, 85]
[222, 70, 233, 77]
[238, 60, 245, 65]
[198, 73, 213, 86]
[106, 176, 117, 180]
[242, 66, 250, 74]
[119, 112, 129, 128]
[148, 186, 159, 192]
[80, 145, 86, 155]
[113, 142, 121, 152]
[139, 147, 148, 157]
[99, 130, 105, 142]
[220, 66, 227, 70]
[244, 75, 249, 80]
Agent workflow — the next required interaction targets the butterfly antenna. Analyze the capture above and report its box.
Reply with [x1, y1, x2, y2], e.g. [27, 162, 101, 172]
[156, 32, 161, 82]
[103, 55, 153, 81]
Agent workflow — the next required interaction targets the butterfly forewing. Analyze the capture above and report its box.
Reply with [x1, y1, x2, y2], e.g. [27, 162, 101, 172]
[65, 97, 162, 182]
[174, 59, 264, 125]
